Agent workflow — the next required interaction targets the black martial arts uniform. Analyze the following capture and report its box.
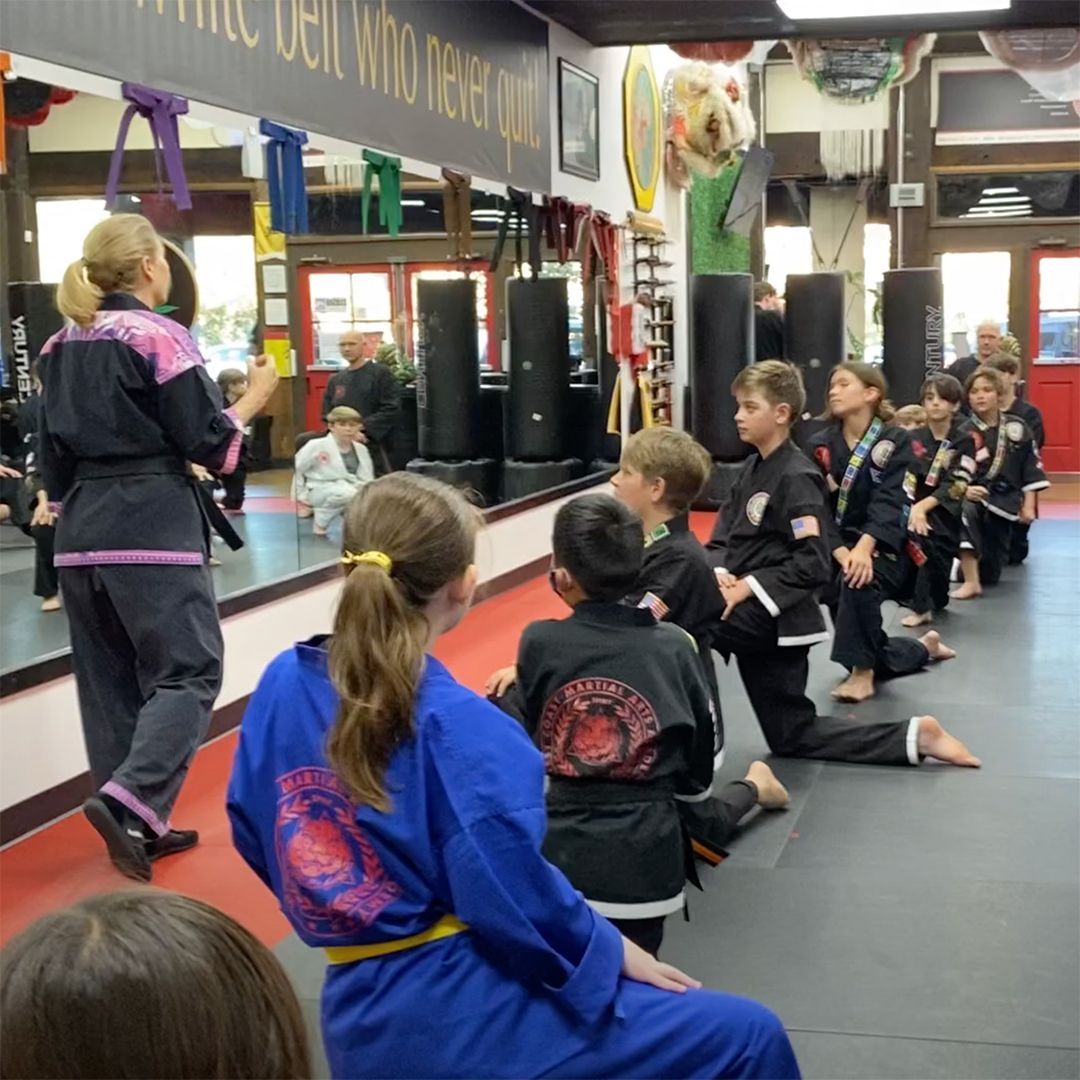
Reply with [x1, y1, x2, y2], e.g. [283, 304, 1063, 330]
[962, 413, 1049, 586]
[10, 394, 59, 601]
[808, 421, 929, 679]
[39, 292, 244, 847]
[321, 360, 401, 476]
[754, 307, 786, 362]
[626, 513, 725, 763]
[1001, 397, 1045, 565]
[706, 439, 922, 767]
[503, 602, 757, 955]
[905, 420, 976, 616]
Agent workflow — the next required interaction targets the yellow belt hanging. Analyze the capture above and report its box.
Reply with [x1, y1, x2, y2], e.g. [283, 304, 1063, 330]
[323, 914, 468, 965]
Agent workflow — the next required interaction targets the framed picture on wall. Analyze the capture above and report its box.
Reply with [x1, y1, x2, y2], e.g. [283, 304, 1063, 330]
[558, 59, 600, 181]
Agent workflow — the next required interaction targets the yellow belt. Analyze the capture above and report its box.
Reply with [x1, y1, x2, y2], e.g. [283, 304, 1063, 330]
[323, 914, 468, 965]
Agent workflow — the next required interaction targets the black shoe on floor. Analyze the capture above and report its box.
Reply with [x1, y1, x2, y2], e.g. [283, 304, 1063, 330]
[83, 796, 152, 882]
[146, 829, 200, 862]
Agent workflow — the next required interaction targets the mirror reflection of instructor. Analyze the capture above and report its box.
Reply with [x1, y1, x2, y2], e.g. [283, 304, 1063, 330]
[321, 331, 401, 476]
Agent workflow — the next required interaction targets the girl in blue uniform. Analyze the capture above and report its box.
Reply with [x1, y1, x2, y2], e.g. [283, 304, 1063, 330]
[227, 473, 800, 1080]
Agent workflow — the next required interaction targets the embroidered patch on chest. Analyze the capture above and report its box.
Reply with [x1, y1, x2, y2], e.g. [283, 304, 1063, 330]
[746, 491, 770, 526]
[870, 439, 895, 468]
[1005, 420, 1025, 443]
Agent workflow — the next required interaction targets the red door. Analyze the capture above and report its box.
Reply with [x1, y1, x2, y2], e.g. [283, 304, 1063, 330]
[1027, 249, 1080, 474]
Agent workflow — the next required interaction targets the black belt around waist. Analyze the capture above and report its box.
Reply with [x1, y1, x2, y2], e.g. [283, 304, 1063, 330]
[72, 456, 243, 551]
[547, 778, 677, 807]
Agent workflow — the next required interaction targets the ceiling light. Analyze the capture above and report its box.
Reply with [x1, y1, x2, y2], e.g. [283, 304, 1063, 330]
[976, 196, 1030, 205]
[982, 186, 1020, 196]
[400, 199, 426, 207]
[778, 0, 1009, 18]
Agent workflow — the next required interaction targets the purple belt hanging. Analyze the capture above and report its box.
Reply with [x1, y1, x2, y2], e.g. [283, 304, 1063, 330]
[105, 83, 192, 210]
[259, 119, 309, 235]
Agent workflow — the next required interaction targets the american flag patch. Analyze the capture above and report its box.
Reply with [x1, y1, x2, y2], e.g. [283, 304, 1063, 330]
[790, 515, 820, 540]
[637, 591, 670, 621]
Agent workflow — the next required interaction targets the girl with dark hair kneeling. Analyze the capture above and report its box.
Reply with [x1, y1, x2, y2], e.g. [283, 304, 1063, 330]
[809, 363, 957, 704]
[228, 473, 800, 1080]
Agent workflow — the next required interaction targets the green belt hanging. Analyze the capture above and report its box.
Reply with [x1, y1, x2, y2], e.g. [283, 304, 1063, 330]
[362, 150, 403, 237]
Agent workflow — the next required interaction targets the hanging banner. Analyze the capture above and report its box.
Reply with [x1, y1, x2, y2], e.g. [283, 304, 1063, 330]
[0, 0, 551, 191]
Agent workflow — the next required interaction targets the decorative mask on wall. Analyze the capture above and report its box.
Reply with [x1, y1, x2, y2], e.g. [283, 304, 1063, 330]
[787, 35, 935, 104]
[662, 62, 755, 191]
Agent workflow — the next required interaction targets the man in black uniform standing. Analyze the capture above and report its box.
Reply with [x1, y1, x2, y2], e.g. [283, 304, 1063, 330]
[321, 330, 401, 475]
[754, 282, 786, 362]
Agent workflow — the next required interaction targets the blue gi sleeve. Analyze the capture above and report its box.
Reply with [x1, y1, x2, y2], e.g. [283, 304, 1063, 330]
[741, 472, 832, 616]
[428, 700, 624, 1025]
[156, 366, 245, 475]
[863, 429, 912, 552]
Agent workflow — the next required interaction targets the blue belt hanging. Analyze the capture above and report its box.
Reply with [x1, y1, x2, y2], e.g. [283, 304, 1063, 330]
[259, 119, 309, 235]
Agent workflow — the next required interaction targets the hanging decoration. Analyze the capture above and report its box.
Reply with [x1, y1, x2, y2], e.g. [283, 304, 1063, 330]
[260, 118, 309, 235]
[662, 62, 755, 190]
[980, 29, 1080, 107]
[361, 149, 403, 238]
[787, 35, 935, 104]
[671, 42, 753, 64]
[105, 83, 191, 211]
[488, 187, 541, 276]
[2, 77, 76, 129]
[623, 46, 663, 212]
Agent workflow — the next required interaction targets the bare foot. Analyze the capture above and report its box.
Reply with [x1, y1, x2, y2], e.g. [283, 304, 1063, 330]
[916, 716, 980, 767]
[746, 761, 790, 809]
[901, 610, 933, 628]
[949, 582, 982, 600]
[920, 630, 956, 662]
[208, 556, 222, 567]
[832, 670, 875, 703]
[40, 596, 61, 612]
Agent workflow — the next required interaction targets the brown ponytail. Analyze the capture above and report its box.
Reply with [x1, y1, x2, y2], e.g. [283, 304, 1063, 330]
[55, 214, 162, 326]
[827, 361, 896, 422]
[327, 474, 480, 811]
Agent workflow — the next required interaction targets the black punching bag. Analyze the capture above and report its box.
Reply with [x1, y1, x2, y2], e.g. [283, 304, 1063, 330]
[416, 279, 480, 460]
[883, 267, 944, 408]
[690, 273, 753, 461]
[7, 283, 64, 402]
[506, 278, 570, 462]
[785, 272, 844, 416]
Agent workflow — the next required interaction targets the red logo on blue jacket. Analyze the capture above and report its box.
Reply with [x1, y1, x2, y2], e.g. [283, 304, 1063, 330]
[540, 678, 660, 780]
[274, 767, 401, 936]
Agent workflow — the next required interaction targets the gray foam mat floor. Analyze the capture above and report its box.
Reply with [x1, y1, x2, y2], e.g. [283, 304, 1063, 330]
[273, 518, 1080, 1079]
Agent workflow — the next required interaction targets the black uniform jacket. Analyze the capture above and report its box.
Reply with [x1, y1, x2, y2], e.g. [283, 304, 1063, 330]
[807, 421, 913, 555]
[508, 602, 715, 919]
[906, 419, 976, 545]
[321, 361, 401, 448]
[706, 439, 832, 648]
[969, 413, 1049, 521]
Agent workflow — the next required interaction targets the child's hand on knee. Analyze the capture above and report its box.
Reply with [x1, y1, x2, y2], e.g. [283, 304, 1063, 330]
[621, 936, 701, 994]
[484, 665, 517, 697]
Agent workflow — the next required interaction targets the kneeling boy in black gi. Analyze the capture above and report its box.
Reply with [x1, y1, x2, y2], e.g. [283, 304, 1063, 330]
[900, 373, 976, 628]
[708, 361, 979, 769]
[952, 366, 1049, 600]
[493, 494, 789, 956]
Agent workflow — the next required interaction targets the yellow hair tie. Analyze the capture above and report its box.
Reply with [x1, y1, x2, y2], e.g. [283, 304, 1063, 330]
[341, 550, 393, 574]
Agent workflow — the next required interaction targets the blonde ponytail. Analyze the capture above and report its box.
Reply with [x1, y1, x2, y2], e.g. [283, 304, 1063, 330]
[55, 214, 162, 327]
[327, 474, 480, 810]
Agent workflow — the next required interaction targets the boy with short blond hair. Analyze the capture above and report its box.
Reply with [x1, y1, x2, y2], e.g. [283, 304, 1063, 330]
[708, 361, 979, 769]
[895, 404, 928, 430]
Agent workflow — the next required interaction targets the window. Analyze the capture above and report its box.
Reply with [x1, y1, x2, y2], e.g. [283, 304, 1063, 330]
[35, 198, 111, 283]
[1035, 256, 1080, 363]
[936, 171, 1080, 223]
[940, 251, 1011, 366]
[190, 235, 257, 381]
[308, 271, 394, 367]
[763, 226, 813, 296]
[862, 224, 891, 364]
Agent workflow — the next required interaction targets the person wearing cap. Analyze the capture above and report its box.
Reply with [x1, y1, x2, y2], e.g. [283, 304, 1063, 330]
[294, 406, 374, 536]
